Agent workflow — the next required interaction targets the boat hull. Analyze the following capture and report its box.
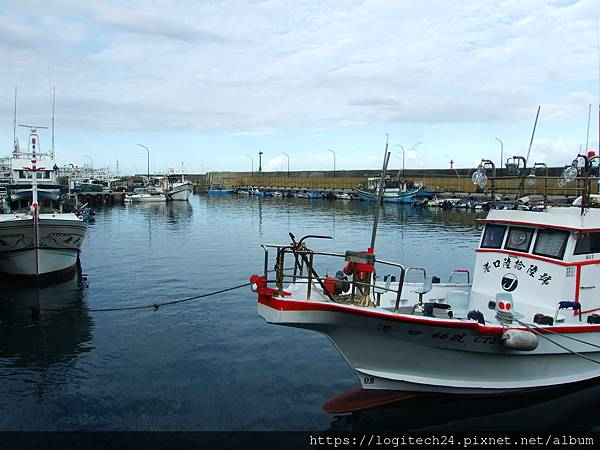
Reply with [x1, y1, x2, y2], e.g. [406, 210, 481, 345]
[356, 188, 420, 203]
[166, 183, 192, 201]
[208, 189, 235, 195]
[0, 248, 79, 280]
[127, 194, 167, 202]
[258, 296, 600, 394]
[0, 216, 86, 278]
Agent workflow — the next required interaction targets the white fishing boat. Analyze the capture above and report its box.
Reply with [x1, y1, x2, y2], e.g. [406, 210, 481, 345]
[250, 147, 600, 395]
[161, 169, 193, 201]
[125, 186, 167, 203]
[335, 192, 352, 200]
[0, 124, 86, 280]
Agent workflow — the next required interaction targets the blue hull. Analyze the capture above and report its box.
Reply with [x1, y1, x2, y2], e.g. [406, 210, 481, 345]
[208, 189, 235, 195]
[356, 188, 420, 204]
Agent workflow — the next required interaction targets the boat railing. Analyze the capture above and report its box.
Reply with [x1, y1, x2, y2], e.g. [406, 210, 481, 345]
[260, 243, 406, 309]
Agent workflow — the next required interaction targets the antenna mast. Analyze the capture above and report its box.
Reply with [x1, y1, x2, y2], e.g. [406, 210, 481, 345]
[596, 17, 600, 156]
[13, 86, 17, 155]
[586, 104, 592, 153]
[525, 105, 541, 165]
[370, 134, 391, 252]
[51, 86, 55, 159]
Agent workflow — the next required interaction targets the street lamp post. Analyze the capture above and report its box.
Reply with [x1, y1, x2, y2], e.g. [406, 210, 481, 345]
[137, 144, 150, 183]
[258, 150, 263, 172]
[494, 137, 503, 173]
[281, 152, 290, 178]
[396, 144, 405, 178]
[327, 148, 336, 178]
[84, 155, 94, 171]
[245, 154, 254, 182]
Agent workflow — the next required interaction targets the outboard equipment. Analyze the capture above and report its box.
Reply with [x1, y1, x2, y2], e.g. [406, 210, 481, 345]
[324, 271, 351, 296]
[467, 310, 485, 325]
[533, 313, 554, 326]
[423, 302, 452, 318]
[587, 314, 600, 325]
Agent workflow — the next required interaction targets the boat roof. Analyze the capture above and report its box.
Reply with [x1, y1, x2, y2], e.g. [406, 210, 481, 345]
[479, 206, 600, 232]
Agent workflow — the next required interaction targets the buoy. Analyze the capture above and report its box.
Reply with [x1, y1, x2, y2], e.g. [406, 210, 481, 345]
[501, 329, 538, 351]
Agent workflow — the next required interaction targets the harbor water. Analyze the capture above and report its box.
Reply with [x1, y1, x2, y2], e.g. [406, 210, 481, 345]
[1, 194, 599, 431]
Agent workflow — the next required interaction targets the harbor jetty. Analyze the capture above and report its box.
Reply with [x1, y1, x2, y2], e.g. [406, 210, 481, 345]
[32, 165, 598, 205]
[206, 167, 599, 198]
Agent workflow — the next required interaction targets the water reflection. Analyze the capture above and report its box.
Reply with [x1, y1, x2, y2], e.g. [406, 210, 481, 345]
[0, 268, 93, 367]
[166, 201, 194, 224]
[0, 194, 545, 430]
[327, 382, 600, 431]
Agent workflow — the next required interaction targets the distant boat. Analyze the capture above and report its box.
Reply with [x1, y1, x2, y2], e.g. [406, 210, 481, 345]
[208, 186, 235, 195]
[356, 177, 421, 204]
[125, 187, 167, 202]
[335, 192, 352, 200]
[272, 191, 283, 197]
[161, 171, 193, 201]
[253, 189, 264, 197]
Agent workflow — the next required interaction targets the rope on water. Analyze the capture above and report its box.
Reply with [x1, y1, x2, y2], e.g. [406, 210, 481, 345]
[0, 281, 253, 315]
[516, 319, 600, 366]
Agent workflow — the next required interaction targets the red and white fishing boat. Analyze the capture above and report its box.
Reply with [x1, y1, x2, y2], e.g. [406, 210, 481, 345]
[250, 148, 600, 395]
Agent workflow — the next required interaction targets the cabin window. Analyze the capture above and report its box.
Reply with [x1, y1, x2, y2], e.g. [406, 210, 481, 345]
[481, 224, 506, 248]
[505, 227, 534, 252]
[533, 229, 569, 260]
[574, 232, 600, 255]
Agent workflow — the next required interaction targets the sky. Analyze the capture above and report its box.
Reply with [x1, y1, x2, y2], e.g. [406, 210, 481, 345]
[1, 0, 599, 175]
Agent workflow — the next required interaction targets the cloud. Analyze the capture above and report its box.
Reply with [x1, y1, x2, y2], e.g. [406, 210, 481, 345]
[336, 120, 368, 128]
[264, 155, 287, 171]
[230, 129, 277, 137]
[1, 0, 599, 171]
[92, 5, 226, 43]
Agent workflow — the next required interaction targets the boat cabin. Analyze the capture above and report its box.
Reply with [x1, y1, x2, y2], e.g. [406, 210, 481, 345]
[469, 207, 600, 324]
[365, 177, 418, 193]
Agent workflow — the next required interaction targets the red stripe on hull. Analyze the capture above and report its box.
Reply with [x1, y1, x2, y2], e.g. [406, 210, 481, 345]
[258, 295, 600, 334]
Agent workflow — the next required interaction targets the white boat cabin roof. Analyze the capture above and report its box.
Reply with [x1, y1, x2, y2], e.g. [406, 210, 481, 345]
[480, 206, 600, 232]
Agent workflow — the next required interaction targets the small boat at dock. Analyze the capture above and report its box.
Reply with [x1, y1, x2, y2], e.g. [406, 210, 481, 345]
[356, 177, 421, 203]
[125, 186, 166, 202]
[208, 186, 235, 195]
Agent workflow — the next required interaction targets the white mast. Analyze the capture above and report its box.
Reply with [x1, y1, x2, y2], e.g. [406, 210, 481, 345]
[51, 86, 55, 159]
[13, 86, 17, 156]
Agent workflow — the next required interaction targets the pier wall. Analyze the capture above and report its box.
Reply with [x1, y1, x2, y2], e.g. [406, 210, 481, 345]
[207, 168, 598, 196]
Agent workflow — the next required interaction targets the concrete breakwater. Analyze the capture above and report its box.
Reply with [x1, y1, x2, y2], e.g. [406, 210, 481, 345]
[205, 167, 598, 197]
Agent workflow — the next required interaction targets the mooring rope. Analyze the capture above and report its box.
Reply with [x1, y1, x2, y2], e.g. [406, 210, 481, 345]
[0, 281, 253, 315]
[515, 319, 600, 366]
